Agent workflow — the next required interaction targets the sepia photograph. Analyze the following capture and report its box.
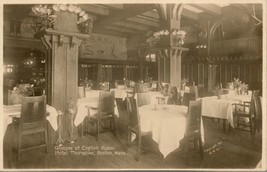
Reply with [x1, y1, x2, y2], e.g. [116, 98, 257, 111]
[0, 0, 266, 170]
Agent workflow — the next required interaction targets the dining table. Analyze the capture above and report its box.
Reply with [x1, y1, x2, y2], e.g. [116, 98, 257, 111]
[201, 94, 251, 129]
[138, 104, 204, 158]
[74, 97, 119, 127]
[110, 88, 134, 99]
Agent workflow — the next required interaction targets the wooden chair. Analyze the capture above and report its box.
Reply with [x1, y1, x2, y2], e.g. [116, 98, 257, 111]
[158, 81, 163, 92]
[136, 92, 151, 107]
[253, 94, 262, 133]
[126, 89, 135, 98]
[198, 84, 205, 98]
[184, 99, 203, 161]
[156, 97, 166, 105]
[125, 96, 151, 161]
[167, 86, 179, 105]
[12, 95, 48, 160]
[83, 86, 92, 98]
[182, 92, 196, 106]
[233, 90, 259, 139]
[149, 81, 158, 91]
[86, 91, 116, 141]
[189, 86, 198, 99]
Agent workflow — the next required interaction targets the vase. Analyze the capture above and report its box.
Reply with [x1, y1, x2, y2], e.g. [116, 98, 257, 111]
[182, 84, 186, 91]
[8, 90, 23, 105]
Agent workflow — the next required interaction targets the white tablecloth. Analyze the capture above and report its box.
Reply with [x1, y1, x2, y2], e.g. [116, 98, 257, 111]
[110, 88, 134, 99]
[74, 97, 119, 126]
[201, 95, 250, 127]
[135, 91, 168, 105]
[138, 104, 204, 158]
[3, 104, 58, 137]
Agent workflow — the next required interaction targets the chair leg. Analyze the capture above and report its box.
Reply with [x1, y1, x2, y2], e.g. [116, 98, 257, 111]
[186, 137, 190, 164]
[223, 119, 226, 132]
[97, 121, 100, 142]
[237, 115, 240, 129]
[193, 137, 197, 150]
[198, 136, 204, 159]
[249, 117, 255, 143]
[44, 131, 48, 153]
[136, 134, 141, 161]
[126, 130, 129, 148]
[113, 117, 116, 136]
[18, 135, 22, 160]
[249, 117, 253, 134]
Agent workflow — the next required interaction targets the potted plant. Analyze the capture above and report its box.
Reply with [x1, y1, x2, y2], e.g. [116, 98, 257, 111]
[9, 84, 34, 104]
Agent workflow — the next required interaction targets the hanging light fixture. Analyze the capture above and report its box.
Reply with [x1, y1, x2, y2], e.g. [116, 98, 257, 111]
[31, 4, 94, 34]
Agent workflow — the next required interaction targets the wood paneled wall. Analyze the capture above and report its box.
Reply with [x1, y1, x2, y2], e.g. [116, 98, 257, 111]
[211, 37, 262, 56]
[182, 61, 262, 94]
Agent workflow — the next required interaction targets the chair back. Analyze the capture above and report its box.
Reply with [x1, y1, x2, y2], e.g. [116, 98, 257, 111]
[185, 99, 202, 135]
[20, 95, 46, 127]
[83, 86, 92, 97]
[125, 97, 139, 130]
[198, 84, 205, 98]
[253, 94, 262, 129]
[251, 90, 262, 120]
[249, 90, 260, 114]
[158, 82, 163, 92]
[182, 92, 196, 106]
[136, 92, 151, 107]
[126, 90, 135, 98]
[98, 91, 115, 117]
[167, 86, 179, 105]
[189, 86, 198, 99]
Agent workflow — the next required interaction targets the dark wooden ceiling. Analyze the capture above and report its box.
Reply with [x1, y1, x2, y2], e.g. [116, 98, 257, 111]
[3, 3, 262, 38]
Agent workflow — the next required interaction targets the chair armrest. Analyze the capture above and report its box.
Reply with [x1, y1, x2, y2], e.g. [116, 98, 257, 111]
[243, 101, 251, 105]
[232, 103, 250, 112]
[46, 112, 50, 117]
[10, 115, 20, 123]
[86, 105, 98, 110]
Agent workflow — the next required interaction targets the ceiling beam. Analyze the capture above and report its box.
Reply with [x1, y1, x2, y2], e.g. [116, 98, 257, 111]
[98, 4, 124, 10]
[231, 4, 251, 14]
[92, 28, 128, 37]
[77, 4, 109, 16]
[181, 8, 199, 20]
[113, 21, 149, 31]
[189, 4, 222, 16]
[140, 10, 159, 20]
[94, 4, 155, 29]
[103, 26, 138, 34]
[135, 14, 159, 23]
[126, 17, 159, 28]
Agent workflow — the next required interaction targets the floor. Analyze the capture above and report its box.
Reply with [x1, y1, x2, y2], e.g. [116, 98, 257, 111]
[3, 116, 262, 169]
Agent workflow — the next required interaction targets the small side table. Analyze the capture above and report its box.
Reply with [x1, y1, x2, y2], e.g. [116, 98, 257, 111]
[56, 110, 64, 146]
[67, 100, 77, 143]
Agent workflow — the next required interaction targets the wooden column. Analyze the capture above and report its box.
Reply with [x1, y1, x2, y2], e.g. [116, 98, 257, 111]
[38, 32, 86, 113]
[156, 4, 188, 87]
[169, 48, 186, 87]
[35, 11, 90, 114]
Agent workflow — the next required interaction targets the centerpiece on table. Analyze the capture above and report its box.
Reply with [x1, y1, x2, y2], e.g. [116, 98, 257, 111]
[230, 78, 247, 95]
[9, 84, 34, 104]
[144, 77, 153, 88]
[181, 78, 189, 90]
[82, 77, 94, 90]
[100, 82, 110, 91]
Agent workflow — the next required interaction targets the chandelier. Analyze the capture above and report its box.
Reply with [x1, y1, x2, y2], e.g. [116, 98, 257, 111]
[152, 29, 186, 46]
[31, 4, 94, 34]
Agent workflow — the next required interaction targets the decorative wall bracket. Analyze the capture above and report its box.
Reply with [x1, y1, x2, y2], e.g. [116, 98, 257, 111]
[35, 28, 88, 49]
